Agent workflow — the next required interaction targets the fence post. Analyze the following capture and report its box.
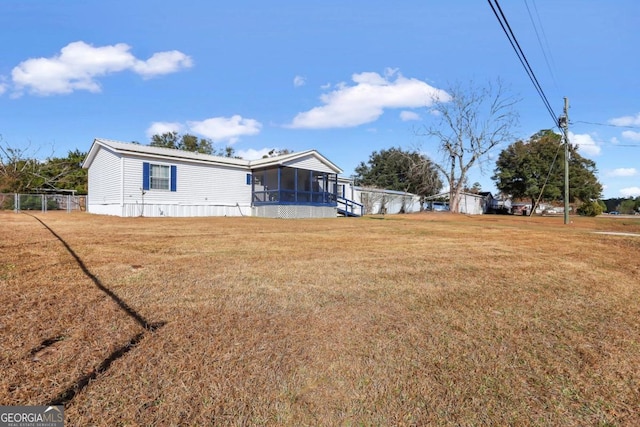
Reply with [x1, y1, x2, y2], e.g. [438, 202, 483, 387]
[14, 193, 19, 213]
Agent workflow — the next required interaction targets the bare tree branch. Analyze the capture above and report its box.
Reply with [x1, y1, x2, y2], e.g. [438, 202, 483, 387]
[418, 80, 520, 213]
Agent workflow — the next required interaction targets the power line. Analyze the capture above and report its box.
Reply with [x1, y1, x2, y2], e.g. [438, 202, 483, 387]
[487, 0, 560, 129]
[573, 120, 640, 130]
[524, 0, 559, 93]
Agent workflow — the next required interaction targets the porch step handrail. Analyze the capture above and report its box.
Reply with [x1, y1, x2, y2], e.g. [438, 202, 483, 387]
[336, 196, 363, 217]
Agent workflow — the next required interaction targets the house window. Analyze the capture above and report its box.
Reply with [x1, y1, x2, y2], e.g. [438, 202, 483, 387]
[150, 164, 170, 190]
[143, 162, 177, 191]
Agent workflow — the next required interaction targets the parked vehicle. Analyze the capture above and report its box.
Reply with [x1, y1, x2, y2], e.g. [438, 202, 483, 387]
[425, 201, 449, 211]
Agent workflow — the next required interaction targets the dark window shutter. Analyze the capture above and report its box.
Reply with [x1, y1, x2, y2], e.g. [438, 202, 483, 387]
[170, 165, 177, 192]
[246, 173, 252, 185]
[142, 162, 150, 190]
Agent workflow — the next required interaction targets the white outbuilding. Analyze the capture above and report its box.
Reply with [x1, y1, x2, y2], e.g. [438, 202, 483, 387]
[425, 191, 490, 215]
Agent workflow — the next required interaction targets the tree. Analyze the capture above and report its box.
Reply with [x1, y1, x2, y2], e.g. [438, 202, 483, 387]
[577, 200, 604, 217]
[1, 136, 87, 194]
[37, 149, 88, 194]
[150, 131, 180, 150]
[149, 132, 242, 158]
[0, 140, 41, 193]
[422, 79, 519, 213]
[464, 181, 482, 194]
[354, 147, 441, 201]
[618, 198, 639, 215]
[178, 134, 213, 154]
[493, 129, 602, 209]
[262, 148, 293, 158]
[213, 146, 242, 158]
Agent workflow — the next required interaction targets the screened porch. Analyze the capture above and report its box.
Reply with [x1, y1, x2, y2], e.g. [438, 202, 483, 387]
[252, 166, 338, 206]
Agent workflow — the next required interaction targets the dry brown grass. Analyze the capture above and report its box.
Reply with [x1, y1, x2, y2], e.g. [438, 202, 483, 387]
[1, 211, 639, 426]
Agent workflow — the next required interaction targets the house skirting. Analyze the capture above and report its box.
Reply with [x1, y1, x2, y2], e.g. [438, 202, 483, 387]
[87, 202, 336, 218]
[88, 202, 250, 217]
[252, 205, 337, 219]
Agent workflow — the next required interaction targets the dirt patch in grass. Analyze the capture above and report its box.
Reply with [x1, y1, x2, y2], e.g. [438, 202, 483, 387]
[1, 211, 639, 425]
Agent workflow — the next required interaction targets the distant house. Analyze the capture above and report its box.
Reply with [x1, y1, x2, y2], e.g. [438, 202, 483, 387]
[335, 178, 422, 216]
[82, 138, 342, 218]
[490, 194, 512, 213]
[478, 192, 494, 213]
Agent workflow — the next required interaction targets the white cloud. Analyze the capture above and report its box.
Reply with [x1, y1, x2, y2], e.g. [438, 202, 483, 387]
[293, 75, 306, 87]
[146, 122, 184, 138]
[607, 168, 637, 177]
[620, 186, 640, 197]
[236, 148, 274, 160]
[569, 132, 601, 156]
[621, 130, 640, 141]
[400, 110, 420, 121]
[11, 41, 192, 96]
[188, 115, 262, 144]
[287, 69, 449, 129]
[132, 50, 193, 78]
[609, 113, 640, 126]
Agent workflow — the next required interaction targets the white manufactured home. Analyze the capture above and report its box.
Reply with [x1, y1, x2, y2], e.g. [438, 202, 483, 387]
[335, 178, 422, 215]
[82, 139, 343, 218]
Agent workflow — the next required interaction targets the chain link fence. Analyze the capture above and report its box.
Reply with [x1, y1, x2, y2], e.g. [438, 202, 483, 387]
[0, 193, 86, 213]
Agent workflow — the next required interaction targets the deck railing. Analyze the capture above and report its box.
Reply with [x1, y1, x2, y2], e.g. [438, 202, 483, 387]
[337, 196, 364, 217]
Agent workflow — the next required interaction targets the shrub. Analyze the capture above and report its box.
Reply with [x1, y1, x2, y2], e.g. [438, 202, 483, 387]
[577, 200, 604, 216]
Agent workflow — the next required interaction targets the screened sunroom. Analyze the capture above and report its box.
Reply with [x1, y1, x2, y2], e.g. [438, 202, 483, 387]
[252, 166, 338, 207]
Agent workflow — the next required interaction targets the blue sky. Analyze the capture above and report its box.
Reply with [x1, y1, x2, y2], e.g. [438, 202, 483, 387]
[1, 0, 639, 199]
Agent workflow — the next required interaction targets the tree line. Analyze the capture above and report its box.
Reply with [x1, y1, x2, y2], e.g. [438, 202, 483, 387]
[0, 139, 87, 194]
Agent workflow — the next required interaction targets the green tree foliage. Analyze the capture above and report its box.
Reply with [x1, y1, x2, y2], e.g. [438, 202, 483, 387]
[150, 131, 180, 149]
[213, 146, 242, 158]
[618, 198, 640, 214]
[1, 137, 87, 194]
[493, 130, 602, 208]
[150, 132, 213, 154]
[150, 132, 241, 157]
[179, 133, 213, 154]
[262, 148, 293, 158]
[354, 147, 442, 199]
[576, 200, 604, 216]
[36, 149, 88, 194]
[602, 197, 640, 213]
[464, 181, 482, 194]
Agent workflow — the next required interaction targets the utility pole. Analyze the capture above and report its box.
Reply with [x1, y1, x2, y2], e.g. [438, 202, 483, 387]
[559, 97, 570, 225]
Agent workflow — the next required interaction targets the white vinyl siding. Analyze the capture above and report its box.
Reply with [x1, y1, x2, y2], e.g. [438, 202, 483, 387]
[87, 146, 121, 205]
[120, 156, 250, 216]
[283, 155, 336, 174]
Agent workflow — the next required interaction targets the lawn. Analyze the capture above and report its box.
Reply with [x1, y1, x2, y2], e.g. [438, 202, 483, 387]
[1, 211, 639, 426]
